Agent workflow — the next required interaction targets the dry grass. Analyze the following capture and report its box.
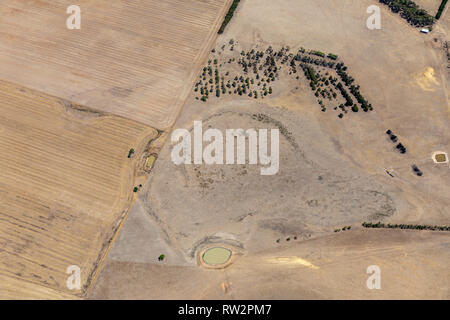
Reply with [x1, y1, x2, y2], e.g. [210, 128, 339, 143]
[0, 81, 158, 299]
[413, 0, 443, 15]
[0, 0, 232, 129]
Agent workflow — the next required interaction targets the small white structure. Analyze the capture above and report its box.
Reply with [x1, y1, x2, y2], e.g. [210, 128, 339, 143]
[421, 28, 430, 34]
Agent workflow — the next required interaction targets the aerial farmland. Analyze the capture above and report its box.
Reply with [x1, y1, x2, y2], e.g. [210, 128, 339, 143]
[90, 0, 449, 300]
[0, 0, 449, 303]
[0, 0, 231, 129]
[0, 0, 232, 299]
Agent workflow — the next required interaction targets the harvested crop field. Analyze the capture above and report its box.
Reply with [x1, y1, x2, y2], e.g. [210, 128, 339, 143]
[0, 0, 232, 129]
[0, 81, 158, 299]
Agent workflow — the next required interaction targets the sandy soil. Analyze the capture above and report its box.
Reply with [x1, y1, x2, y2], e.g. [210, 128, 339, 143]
[90, 229, 450, 299]
[90, 0, 449, 299]
[414, 0, 443, 15]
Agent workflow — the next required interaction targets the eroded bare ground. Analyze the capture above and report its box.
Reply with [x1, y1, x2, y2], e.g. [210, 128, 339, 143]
[89, 0, 449, 299]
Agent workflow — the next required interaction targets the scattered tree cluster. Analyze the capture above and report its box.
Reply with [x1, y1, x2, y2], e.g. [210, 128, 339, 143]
[194, 42, 374, 119]
[386, 130, 406, 153]
[379, 0, 435, 27]
[276, 236, 298, 243]
[412, 164, 423, 176]
[334, 226, 352, 232]
[386, 129, 397, 142]
[195, 44, 288, 102]
[362, 222, 449, 231]
[133, 184, 143, 193]
[299, 55, 374, 117]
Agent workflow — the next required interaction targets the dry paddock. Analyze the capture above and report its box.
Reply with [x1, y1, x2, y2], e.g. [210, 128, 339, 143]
[0, 0, 232, 130]
[0, 0, 232, 298]
[0, 81, 158, 298]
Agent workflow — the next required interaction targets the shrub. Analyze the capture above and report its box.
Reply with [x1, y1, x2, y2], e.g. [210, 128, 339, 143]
[310, 50, 325, 57]
[327, 53, 338, 60]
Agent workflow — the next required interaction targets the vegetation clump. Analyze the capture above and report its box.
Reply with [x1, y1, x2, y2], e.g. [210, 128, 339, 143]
[335, 226, 352, 232]
[386, 130, 407, 153]
[412, 164, 423, 176]
[327, 53, 338, 60]
[194, 42, 374, 118]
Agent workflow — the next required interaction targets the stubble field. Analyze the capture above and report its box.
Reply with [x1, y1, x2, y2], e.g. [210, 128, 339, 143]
[0, 0, 232, 129]
[0, 81, 158, 298]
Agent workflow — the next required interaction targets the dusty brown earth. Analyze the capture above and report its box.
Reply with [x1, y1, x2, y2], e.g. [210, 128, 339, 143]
[0, 81, 158, 299]
[1, 0, 448, 299]
[0, 0, 232, 129]
[0, 0, 232, 299]
[90, 0, 449, 299]
[414, 0, 443, 15]
[90, 229, 449, 299]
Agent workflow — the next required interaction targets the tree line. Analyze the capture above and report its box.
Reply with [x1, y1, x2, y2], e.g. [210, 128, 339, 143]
[218, 0, 241, 34]
[436, 0, 448, 19]
[362, 222, 449, 231]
